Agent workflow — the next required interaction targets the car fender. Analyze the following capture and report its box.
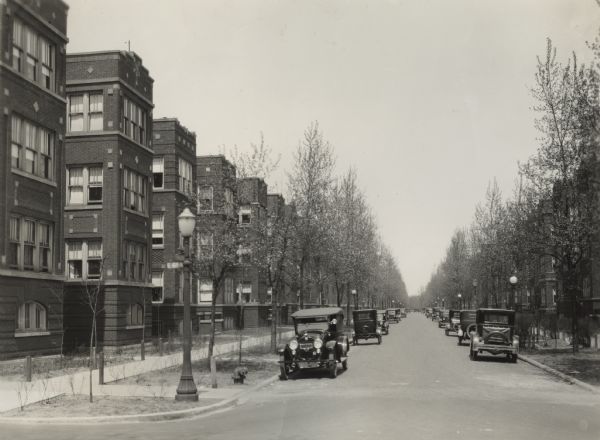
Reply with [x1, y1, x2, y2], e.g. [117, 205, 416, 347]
[325, 340, 337, 351]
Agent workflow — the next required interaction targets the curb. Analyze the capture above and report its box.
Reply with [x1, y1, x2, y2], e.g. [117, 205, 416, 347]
[0, 373, 281, 425]
[518, 353, 600, 395]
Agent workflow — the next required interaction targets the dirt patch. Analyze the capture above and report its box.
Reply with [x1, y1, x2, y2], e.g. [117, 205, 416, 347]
[116, 350, 280, 389]
[0, 394, 220, 418]
[525, 351, 600, 386]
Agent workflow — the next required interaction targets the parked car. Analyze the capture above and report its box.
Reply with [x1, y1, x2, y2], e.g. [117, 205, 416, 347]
[457, 310, 476, 345]
[399, 308, 407, 318]
[377, 310, 390, 335]
[444, 309, 461, 336]
[438, 309, 450, 328]
[279, 307, 350, 379]
[425, 308, 432, 318]
[469, 309, 519, 363]
[352, 309, 382, 345]
[431, 307, 440, 321]
[386, 308, 399, 323]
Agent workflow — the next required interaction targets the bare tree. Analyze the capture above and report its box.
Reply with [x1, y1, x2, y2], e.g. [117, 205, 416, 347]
[287, 121, 336, 308]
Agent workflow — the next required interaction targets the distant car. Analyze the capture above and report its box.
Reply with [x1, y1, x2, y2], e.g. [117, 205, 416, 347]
[377, 310, 390, 335]
[457, 310, 476, 345]
[386, 309, 400, 323]
[438, 309, 450, 328]
[431, 307, 440, 321]
[469, 309, 519, 363]
[279, 307, 350, 379]
[425, 308, 432, 318]
[444, 309, 461, 336]
[352, 309, 382, 345]
[399, 308, 407, 318]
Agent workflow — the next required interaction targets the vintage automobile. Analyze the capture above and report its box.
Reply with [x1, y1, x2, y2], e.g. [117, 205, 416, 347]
[444, 309, 461, 336]
[377, 310, 390, 335]
[386, 308, 400, 323]
[352, 309, 382, 345]
[279, 307, 350, 380]
[438, 309, 450, 328]
[431, 307, 440, 321]
[457, 310, 477, 345]
[399, 308, 407, 318]
[469, 308, 519, 363]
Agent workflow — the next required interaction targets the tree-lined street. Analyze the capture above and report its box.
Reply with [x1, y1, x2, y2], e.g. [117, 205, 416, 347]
[3, 313, 599, 439]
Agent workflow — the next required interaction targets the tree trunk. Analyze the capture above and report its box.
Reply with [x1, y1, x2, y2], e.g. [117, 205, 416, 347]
[208, 280, 218, 361]
[89, 315, 95, 403]
[270, 284, 278, 353]
[335, 279, 341, 307]
[299, 260, 305, 309]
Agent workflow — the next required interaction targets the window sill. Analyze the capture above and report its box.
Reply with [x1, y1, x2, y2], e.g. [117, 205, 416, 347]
[152, 245, 164, 249]
[125, 325, 144, 330]
[65, 205, 103, 211]
[11, 169, 57, 188]
[15, 331, 51, 338]
[151, 301, 164, 305]
[123, 208, 148, 218]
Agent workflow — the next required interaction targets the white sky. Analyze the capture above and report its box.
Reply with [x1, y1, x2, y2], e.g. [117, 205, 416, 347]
[67, 0, 600, 296]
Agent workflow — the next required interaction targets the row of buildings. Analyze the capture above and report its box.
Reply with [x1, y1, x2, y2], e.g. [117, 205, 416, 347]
[1, 0, 314, 359]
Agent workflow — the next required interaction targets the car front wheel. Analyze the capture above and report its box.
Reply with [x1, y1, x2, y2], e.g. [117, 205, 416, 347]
[329, 360, 337, 378]
[280, 363, 288, 380]
[342, 358, 348, 370]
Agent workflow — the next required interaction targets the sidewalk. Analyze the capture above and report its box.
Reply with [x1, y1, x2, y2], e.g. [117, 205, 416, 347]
[0, 329, 292, 414]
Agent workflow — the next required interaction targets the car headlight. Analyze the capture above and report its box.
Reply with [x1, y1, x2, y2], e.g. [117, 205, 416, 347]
[313, 338, 323, 349]
[289, 339, 298, 350]
[473, 336, 480, 344]
[376, 329, 381, 335]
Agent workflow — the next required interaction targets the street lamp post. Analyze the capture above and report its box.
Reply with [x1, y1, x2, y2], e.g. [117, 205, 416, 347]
[472, 279, 478, 309]
[509, 275, 518, 311]
[351, 289, 358, 310]
[175, 208, 198, 402]
[457, 293, 462, 309]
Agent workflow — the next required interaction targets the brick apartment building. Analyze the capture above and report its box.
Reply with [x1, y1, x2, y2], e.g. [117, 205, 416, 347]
[0, 0, 68, 359]
[151, 117, 197, 338]
[63, 50, 154, 349]
[195, 155, 238, 332]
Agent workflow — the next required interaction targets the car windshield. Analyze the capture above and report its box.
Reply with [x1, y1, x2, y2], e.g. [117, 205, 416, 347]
[483, 314, 510, 325]
[295, 316, 330, 333]
[355, 311, 374, 321]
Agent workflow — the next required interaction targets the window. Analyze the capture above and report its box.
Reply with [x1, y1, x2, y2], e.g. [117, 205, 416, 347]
[67, 93, 104, 132]
[198, 233, 213, 258]
[22, 220, 35, 270]
[40, 37, 53, 90]
[152, 157, 164, 189]
[152, 271, 164, 303]
[238, 282, 252, 303]
[198, 186, 213, 211]
[178, 158, 192, 193]
[224, 188, 234, 217]
[17, 302, 47, 331]
[239, 206, 251, 225]
[67, 166, 103, 205]
[12, 18, 55, 91]
[123, 241, 146, 281]
[9, 217, 53, 272]
[39, 223, 51, 272]
[9, 217, 20, 267]
[225, 278, 234, 304]
[152, 214, 164, 246]
[11, 115, 54, 181]
[199, 279, 213, 303]
[122, 97, 146, 145]
[129, 303, 144, 326]
[237, 247, 252, 264]
[67, 240, 102, 280]
[123, 168, 147, 213]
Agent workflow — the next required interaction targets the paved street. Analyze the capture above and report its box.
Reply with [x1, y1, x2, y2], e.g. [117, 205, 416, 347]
[2, 313, 600, 440]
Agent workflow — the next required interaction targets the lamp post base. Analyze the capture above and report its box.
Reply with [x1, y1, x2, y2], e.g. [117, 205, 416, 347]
[175, 376, 198, 401]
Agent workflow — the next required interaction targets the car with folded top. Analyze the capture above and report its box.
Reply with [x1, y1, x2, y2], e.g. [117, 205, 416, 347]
[469, 308, 519, 363]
